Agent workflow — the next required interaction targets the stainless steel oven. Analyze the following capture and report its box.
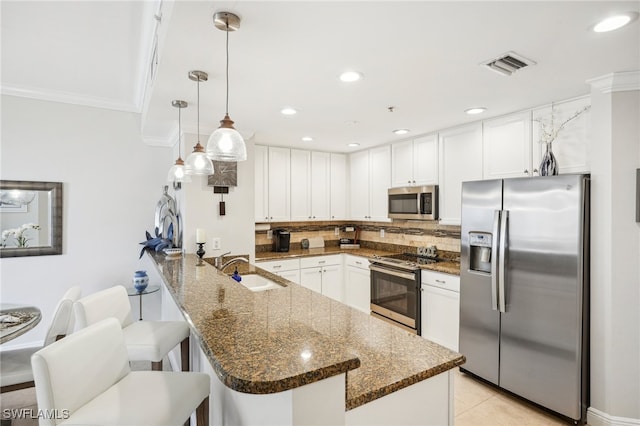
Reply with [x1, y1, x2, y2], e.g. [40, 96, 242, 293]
[369, 256, 421, 334]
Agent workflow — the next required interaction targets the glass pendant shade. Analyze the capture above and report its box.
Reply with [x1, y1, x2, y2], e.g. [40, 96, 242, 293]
[168, 99, 191, 183]
[185, 144, 214, 175]
[167, 158, 191, 183]
[185, 70, 214, 176]
[208, 12, 247, 163]
[206, 114, 247, 161]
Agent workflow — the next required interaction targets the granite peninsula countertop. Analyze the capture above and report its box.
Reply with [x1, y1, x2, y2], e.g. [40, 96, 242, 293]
[148, 251, 465, 410]
[255, 246, 461, 276]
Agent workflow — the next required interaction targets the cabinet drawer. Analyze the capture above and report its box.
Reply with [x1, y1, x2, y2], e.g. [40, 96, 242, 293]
[300, 254, 342, 269]
[344, 255, 369, 269]
[256, 258, 300, 273]
[421, 270, 460, 292]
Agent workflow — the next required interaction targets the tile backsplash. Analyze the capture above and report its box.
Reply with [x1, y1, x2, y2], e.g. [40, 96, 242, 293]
[255, 220, 461, 253]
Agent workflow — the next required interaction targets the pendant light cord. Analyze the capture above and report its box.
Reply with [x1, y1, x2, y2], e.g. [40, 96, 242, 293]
[225, 18, 230, 115]
[197, 75, 201, 142]
[178, 106, 182, 159]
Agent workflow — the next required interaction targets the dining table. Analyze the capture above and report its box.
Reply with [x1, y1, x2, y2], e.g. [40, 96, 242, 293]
[0, 304, 42, 344]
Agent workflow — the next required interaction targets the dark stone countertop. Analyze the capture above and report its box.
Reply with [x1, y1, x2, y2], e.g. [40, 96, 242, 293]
[148, 251, 465, 410]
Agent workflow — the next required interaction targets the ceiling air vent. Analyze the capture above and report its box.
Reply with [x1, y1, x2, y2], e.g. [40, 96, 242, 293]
[481, 51, 536, 76]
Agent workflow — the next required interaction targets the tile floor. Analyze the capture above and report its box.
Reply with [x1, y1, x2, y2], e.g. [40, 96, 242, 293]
[454, 369, 578, 425]
[1, 366, 579, 425]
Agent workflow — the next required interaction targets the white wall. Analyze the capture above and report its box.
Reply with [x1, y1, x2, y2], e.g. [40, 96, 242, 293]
[588, 72, 640, 423]
[0, 95, 172, 348]
[178, 133, 255, 261]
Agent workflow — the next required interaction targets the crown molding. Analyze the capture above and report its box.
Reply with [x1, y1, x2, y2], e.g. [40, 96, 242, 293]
[1, 84, 141, 113]
[587, 71, 640, 94]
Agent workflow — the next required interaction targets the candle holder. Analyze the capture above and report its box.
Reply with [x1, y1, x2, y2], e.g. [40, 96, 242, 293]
[196, 243, 206, 266]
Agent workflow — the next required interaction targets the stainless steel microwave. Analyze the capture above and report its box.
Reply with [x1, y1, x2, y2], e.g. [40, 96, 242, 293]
[388, 185, 439, 220]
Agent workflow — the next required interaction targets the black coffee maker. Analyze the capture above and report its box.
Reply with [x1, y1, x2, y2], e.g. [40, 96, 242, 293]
[273, 229, 291, 252]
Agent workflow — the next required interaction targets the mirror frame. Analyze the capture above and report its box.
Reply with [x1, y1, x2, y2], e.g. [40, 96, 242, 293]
[0, 180, 63, 258]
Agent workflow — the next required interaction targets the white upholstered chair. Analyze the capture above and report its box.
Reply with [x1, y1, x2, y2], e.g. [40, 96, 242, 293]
[0, 286, 81, 393]
[73, 285, 190, 371]
[32, 317, 210, 426]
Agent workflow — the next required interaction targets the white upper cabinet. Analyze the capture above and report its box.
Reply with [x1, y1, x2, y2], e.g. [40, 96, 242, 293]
[255, 145, 291, 222]
[349, 150, 370, 220]
[267, 146, 291, 222]
[290, 150, 331, 221]
[290, 149, 311, 221]
[254, 145, 269, 222]
[391, 135, 438, 187]
[256, 146, 335, 223]
[369, 145, 391, 221]
[349, 146, 391, 221]
[310, 152, 331, 220]
[482, 111, 532, 179]
[329, 153, 347, 220]
[438, 123, 483, 225]
[532, 96, 591, 174]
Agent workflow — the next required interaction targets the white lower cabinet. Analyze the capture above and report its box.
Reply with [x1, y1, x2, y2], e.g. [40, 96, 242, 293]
[256, 258, 301, 284]
[344, 255, 371, 314]
[421, 271, 460, 351]
[300, 255, 343, 301]
[258, 254, 370, 311]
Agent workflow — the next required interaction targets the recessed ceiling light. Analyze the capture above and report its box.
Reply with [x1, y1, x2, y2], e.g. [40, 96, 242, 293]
[339, 71, 363, 82]
[465, 107, 487, 115]
[281, 108, 297, 115]
[393, 129, 410, 135]
[347, 143, 360, 147]
[593, 13, 635, 32]
[301, 136, 313, 142]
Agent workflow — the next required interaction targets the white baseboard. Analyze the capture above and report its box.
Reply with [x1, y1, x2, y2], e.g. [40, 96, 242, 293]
[588, 408, 640, 426]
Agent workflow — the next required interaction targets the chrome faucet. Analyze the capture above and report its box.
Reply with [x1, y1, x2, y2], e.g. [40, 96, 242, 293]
[220, 256, 249, 271]
[213, 251, 231, 269]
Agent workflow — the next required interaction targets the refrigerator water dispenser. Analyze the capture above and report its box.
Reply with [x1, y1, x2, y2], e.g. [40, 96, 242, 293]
[469, 232, 492, 273]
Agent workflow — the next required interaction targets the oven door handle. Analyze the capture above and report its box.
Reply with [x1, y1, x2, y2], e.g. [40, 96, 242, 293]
[369, 265, 417, 281]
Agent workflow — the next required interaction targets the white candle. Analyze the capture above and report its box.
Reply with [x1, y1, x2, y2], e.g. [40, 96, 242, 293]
[196, 228, 206, 244]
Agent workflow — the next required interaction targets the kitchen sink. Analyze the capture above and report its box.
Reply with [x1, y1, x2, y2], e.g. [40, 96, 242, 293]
[235, 274, 284, 292]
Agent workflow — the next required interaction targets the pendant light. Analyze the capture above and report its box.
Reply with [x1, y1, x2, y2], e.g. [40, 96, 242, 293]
[206, 12, 247, 162]
[185, 70, 215, 175]
[167, 99, 191, 188]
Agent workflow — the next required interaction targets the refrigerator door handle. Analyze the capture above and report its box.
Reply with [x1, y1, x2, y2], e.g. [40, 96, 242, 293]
[498, 210, 509, 313]
[491, 210, 501, 311]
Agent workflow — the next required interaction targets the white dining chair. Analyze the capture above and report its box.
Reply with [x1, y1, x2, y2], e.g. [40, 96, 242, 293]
[0, 286, 81, 393]
[73, 285, 190, 371]
[32, 317, 210, 426]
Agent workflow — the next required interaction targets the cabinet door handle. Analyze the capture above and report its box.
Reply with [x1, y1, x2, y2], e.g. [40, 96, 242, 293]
[355, 261, 362, 265]
[273, 265, 281, 269]
[318, 260, 326, 264]
[435, 279, 446, 284]
[524, 169, 529, 175]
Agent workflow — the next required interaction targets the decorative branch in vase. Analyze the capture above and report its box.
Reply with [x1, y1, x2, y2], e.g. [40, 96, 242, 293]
[535, 105, 590, 176]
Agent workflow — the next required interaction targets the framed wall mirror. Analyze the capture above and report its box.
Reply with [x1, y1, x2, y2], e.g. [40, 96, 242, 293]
[0, 180, 63, 258]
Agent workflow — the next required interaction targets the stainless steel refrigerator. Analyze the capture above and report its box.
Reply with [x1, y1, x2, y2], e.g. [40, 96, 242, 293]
[459, 174, 589, 424]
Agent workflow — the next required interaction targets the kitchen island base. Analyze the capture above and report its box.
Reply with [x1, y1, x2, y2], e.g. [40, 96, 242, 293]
[196, 341, 453, 426]
[195, 344, 346, 426]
